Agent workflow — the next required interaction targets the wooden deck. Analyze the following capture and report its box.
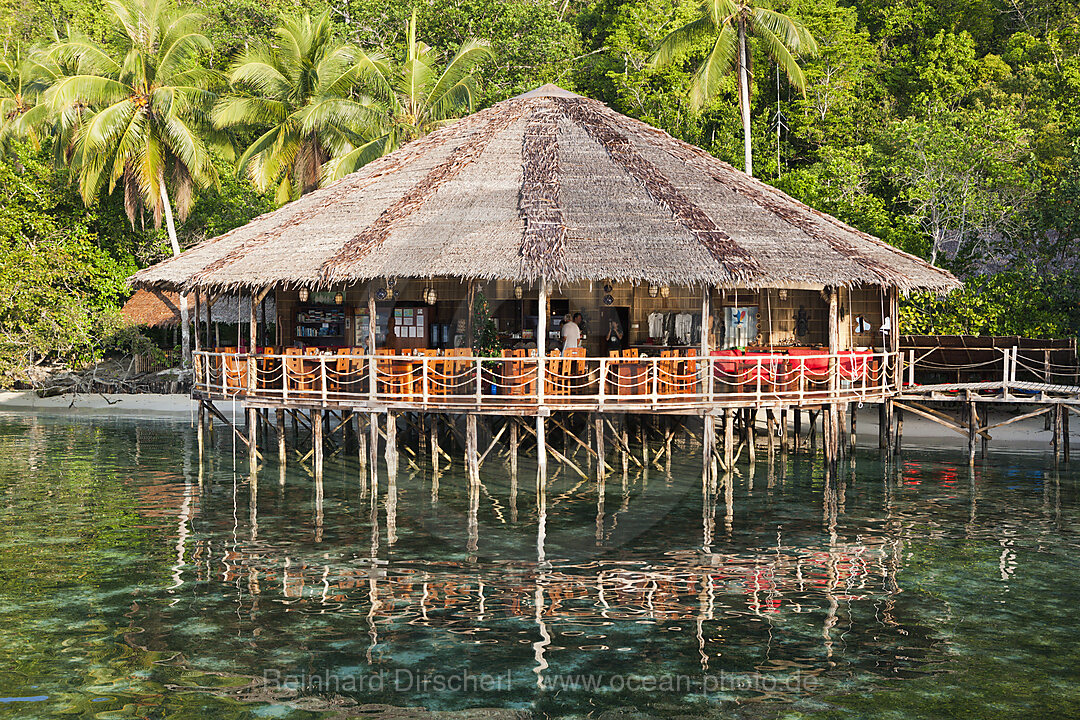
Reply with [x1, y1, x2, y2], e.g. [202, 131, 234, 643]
[193, 350, 897, 416]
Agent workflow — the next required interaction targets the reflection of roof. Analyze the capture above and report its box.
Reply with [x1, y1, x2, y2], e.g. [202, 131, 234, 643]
[121, 289, 275, 327]
[129, 84, 960, 294]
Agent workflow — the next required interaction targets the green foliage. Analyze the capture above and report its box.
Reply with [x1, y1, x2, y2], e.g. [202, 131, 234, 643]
[320, 9, 494, 184]
[902, 268, 1080, 338]
[471, 291, 499, 356]
[0, 147, 134, 381]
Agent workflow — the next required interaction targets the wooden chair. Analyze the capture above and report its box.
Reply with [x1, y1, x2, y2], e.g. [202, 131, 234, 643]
[545, 349, 569, 397]
[376, 348, 399, 397]
[222, 349, 248, 393]
[443, 348, 472, 395]
[413, 349, 438, 396]
[564, 347, 587, 394]
[659, 350, 678, 397]
[680, 348, 699, 395]
[284, 347, 315, 395]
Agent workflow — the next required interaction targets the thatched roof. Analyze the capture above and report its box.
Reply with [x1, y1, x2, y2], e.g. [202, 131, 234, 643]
[122, 289, 275, 327]
[129, 85, 960, 294]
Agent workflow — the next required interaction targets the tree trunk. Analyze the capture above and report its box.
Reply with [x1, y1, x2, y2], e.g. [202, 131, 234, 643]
[160, 183, 191, 368]
[738, 20, 753, 177]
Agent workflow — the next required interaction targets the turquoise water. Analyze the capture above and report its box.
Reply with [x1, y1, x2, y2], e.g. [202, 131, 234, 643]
[0, 412, 1077, 719]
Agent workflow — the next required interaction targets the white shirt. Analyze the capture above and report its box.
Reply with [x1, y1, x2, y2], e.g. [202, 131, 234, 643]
[562, 321, 581, 350]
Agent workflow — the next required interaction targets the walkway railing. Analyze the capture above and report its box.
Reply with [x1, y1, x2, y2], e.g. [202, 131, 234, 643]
[193, 349, 899, 410]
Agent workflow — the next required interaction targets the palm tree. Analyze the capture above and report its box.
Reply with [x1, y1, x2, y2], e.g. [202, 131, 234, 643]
[649, 0, 816, 177]
[48, 0, 223, 368]
[213, 11, 383, 204]
[321, 9, 493, 183]
[0, 44, 52, 155]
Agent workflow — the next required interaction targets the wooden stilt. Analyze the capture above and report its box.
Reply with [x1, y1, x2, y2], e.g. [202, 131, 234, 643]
[313, 410, 323, 481]
[895, 406, 904, 456]
[746, 409, 756, 465]
[703, 414, 715, 487]
[780, 408, 789, 453]
[849, 402, 857, 455]
[883, 400, 895, 457]
[247, 407, 258, 473]
[793, 407, 801, 452]
[968, 399, 978, 467]
[878, 402, 888, 450]
[197, 401, 206, 462]
[766, 409, 776, 455]
[466, 413, 479, 485]
[724, 410, 734, 470]
[430, 414, 440, 476]
[1058, 405, 1067, 468]
[356, 412, 367, 476]
[385, 412, 398, 477]
[509, 418, 519, 482]
[594, 414, 605, 482]
[837, 405, 847, 459]
[536, 414, 548, 481]
[276, 408, 286, 486]
[369, 412, 379, 497]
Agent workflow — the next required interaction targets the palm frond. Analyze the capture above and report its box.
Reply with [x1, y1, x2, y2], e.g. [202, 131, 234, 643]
[688, 24, 738, 109]
[648, 14, 719, 68]
[320, 131, 397, 183]
[752, 7, 817, 56]
[749, 21, 808, 91]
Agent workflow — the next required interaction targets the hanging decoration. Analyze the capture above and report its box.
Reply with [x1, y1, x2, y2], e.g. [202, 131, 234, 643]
[659, 285, 670, 299]
[334, 291, 344, 305]
[514, 285, 524, 300]
[648, 284, 659, 298]
[298, 288, 310, 302]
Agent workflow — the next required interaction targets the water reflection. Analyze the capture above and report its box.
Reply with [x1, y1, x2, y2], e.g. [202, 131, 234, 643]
[0, 414, 1078, 719]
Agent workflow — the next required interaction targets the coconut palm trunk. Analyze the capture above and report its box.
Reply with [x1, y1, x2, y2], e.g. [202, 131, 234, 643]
[160, 183, 191, 368]
[737, 20, 753, 177]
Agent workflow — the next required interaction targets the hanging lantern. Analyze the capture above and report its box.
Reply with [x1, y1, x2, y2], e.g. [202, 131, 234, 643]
[660, 285, 670, 299]
[514, 285, 523, 300]
[778, 288, 789, 301]
[648, 284, 659, 298]
[334, 291, 344, 305]
[603, 282, 613, 294]
[424, 287, 437, 305]
[298, 287, 309, 302]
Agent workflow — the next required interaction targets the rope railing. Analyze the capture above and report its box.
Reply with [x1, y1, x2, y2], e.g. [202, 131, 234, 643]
[192, 350, 898, 407]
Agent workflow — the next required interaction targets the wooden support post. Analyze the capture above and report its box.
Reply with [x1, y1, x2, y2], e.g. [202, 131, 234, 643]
[510, 418, 519, 481]
[849, 402, 857, 455]
[967, 399, 978, 467]
[724, 410, 734, 470]
[466, 413, 479, 485]
[594, 414, 605, 482]
[883, 400, 895, 457]
[1064, 406, 1071, 464]
[313, 409, 323, 481]
[197, 401, 205, 462]
[247, 407, 258, 471]
[1053, 404, 1062, 465]
[369, 412, 379, 498]
[837, 405, 847, 459]
[385, 412, 398, 477]
[793, 408, 801, 452]
[430, 415, 440, 476]
[780, 408, 789, 453]
[537, 282, 548, 404]
[766, 409, 776, 455]
[536, 414, 548, 481]
[746, 409, 756, 465]
[356, 412, 367, 476]
[276, 408, 286, 485]
[895, 406, 904, 456]
[703, 414, 715, 488]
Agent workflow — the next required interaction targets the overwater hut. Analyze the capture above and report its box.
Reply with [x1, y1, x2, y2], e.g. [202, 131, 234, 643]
[129, 85, 959, 473]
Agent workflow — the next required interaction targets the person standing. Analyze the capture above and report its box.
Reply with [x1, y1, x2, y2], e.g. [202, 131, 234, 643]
[561, 312, 581, 351]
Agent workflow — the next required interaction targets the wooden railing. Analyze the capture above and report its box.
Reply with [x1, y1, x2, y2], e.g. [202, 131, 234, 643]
[193, 349, 899, 410]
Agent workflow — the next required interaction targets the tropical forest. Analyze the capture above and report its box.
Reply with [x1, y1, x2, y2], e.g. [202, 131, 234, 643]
[1, 0, 1079, 383]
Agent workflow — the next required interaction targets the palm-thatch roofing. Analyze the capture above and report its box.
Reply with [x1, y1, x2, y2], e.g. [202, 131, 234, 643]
[122, 289, 275, 327]
[129, 85, 960, 294]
